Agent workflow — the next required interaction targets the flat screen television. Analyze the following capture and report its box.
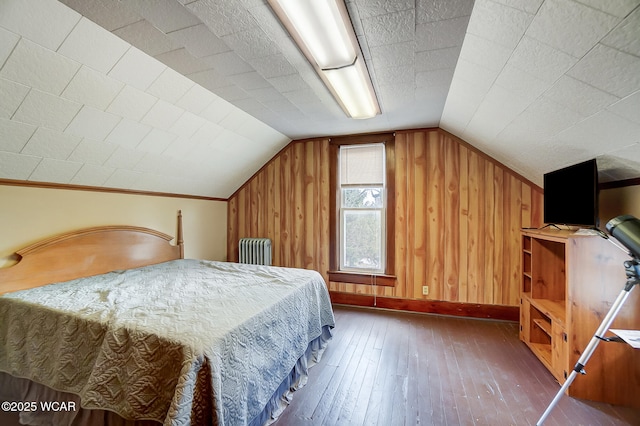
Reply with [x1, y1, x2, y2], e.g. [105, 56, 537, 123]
[543, 159, 599, 227]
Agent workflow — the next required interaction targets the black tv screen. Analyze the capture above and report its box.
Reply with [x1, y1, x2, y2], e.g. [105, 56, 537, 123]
[543, 159, 599, 227]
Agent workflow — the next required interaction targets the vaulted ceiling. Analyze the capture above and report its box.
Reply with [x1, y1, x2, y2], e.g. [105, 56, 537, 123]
[0, 0, 639, 199]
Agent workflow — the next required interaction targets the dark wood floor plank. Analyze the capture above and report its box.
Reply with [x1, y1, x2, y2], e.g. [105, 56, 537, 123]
[465, 318, 520, 425]
[361, 317, 399, 425]
[420, 316, 446, 425]
[334, 314, 386, 425]
[322, 310, 383, 425]
[403, 319, 422, 425]
[452, 318, 494, 425]
[449, 317, 490, 426]
[276, 305, 640, 426]
[377, 317, 408, 426]
[281, 308, 360, 421]
[308, 313, 374, 424]
[439, 316, 472, 426]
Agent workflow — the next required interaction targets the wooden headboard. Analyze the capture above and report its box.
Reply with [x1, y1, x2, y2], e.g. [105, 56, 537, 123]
[0, 211, 184, 295]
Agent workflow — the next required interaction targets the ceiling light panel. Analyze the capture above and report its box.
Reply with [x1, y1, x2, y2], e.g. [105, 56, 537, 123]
[268, 0, 380, 119]
[323, 57, 378, 119]
[273, 0, 356, 69]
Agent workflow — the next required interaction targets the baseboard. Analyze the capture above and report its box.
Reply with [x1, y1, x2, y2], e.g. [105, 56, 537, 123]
[329, 291, 519, 322]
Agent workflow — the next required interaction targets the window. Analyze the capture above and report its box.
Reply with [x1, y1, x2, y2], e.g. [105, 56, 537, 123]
[339, 144, 386, 273]
[329, 133, 396, 286]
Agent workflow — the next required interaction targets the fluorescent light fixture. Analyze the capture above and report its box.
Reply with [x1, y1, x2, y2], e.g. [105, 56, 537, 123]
[268, 0, 380, 119]
[274, 0, 355, 69]
[323, 57, 378, 119]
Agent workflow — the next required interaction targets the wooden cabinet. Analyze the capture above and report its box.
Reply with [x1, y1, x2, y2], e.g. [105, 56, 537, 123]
[520, 229, 640, 407]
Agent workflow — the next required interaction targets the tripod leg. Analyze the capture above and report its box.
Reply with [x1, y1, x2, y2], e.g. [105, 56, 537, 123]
[537, 369, 580, 425]
[536, 287, 634, 425]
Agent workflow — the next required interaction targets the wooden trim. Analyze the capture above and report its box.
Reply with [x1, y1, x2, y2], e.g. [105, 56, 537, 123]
[385, 138, 396, 276]
[0, 179, 225, 201]
[599, 177, 640, 190]
[329, 291, 520, 321]
[16, 226, 173, 256]
[329, 132, 395, 146]
[177, 209, 184, 259]
[328, 133, 396, 275]
[394, 126, 440, 135]
[328, 271, 396, 286]
[329, 143, 340, 271]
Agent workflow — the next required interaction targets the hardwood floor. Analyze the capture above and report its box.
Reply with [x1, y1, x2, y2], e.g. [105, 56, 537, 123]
[276, 305, 640, 426]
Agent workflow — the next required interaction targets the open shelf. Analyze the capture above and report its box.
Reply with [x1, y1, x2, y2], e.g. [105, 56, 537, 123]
[530, 342, 552, 368]
[522, 236, 532, 293]
[523, 274, 532, 294]
[533, 318, 552, 337]
[530, 237, 565, 301]
[521, 231, 567, 386]
[530, 298, 565, 325]
[520, 228, 640, 407]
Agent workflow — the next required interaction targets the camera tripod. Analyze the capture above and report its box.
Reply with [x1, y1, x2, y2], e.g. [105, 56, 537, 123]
[537, 257, 640, 425]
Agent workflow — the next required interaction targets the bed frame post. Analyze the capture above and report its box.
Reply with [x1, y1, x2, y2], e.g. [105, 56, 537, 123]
[177, 210, 184, 259]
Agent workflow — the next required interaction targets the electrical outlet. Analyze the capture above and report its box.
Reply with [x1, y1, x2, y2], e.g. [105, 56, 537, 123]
[422, 286, 429, 296]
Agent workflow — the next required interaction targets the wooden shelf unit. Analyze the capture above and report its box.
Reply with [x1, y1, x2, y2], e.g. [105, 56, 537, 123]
[520, 228, 640, 408]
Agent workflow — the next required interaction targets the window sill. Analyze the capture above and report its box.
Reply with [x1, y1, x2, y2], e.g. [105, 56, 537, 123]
[328, 271, 396, 287]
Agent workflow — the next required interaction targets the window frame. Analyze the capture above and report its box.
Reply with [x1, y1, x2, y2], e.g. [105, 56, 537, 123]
[329, 133, 396, 286]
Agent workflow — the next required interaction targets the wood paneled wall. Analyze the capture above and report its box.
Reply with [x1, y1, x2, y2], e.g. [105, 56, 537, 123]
[227, 128, 543, 307]
[228, 139, 331, 280]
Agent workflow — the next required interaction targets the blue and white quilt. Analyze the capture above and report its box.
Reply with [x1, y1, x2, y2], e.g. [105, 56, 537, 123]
[0, 259, 335, 425]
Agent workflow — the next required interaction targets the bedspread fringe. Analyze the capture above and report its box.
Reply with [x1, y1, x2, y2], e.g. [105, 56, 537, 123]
[251, 325, 333, 426]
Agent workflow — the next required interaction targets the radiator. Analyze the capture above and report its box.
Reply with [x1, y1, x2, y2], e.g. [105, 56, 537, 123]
[239, 238, 272, 265]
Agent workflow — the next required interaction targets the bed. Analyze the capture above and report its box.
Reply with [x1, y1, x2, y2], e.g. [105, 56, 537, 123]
[0, 212, 335, 426]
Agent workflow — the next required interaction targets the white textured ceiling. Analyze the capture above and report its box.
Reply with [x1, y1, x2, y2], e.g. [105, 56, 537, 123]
[0, 0, 639, 199]
[441, 0, 640, 185]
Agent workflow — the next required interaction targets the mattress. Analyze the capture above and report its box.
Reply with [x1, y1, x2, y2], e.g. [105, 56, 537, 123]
[0, 259, 335, 425]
